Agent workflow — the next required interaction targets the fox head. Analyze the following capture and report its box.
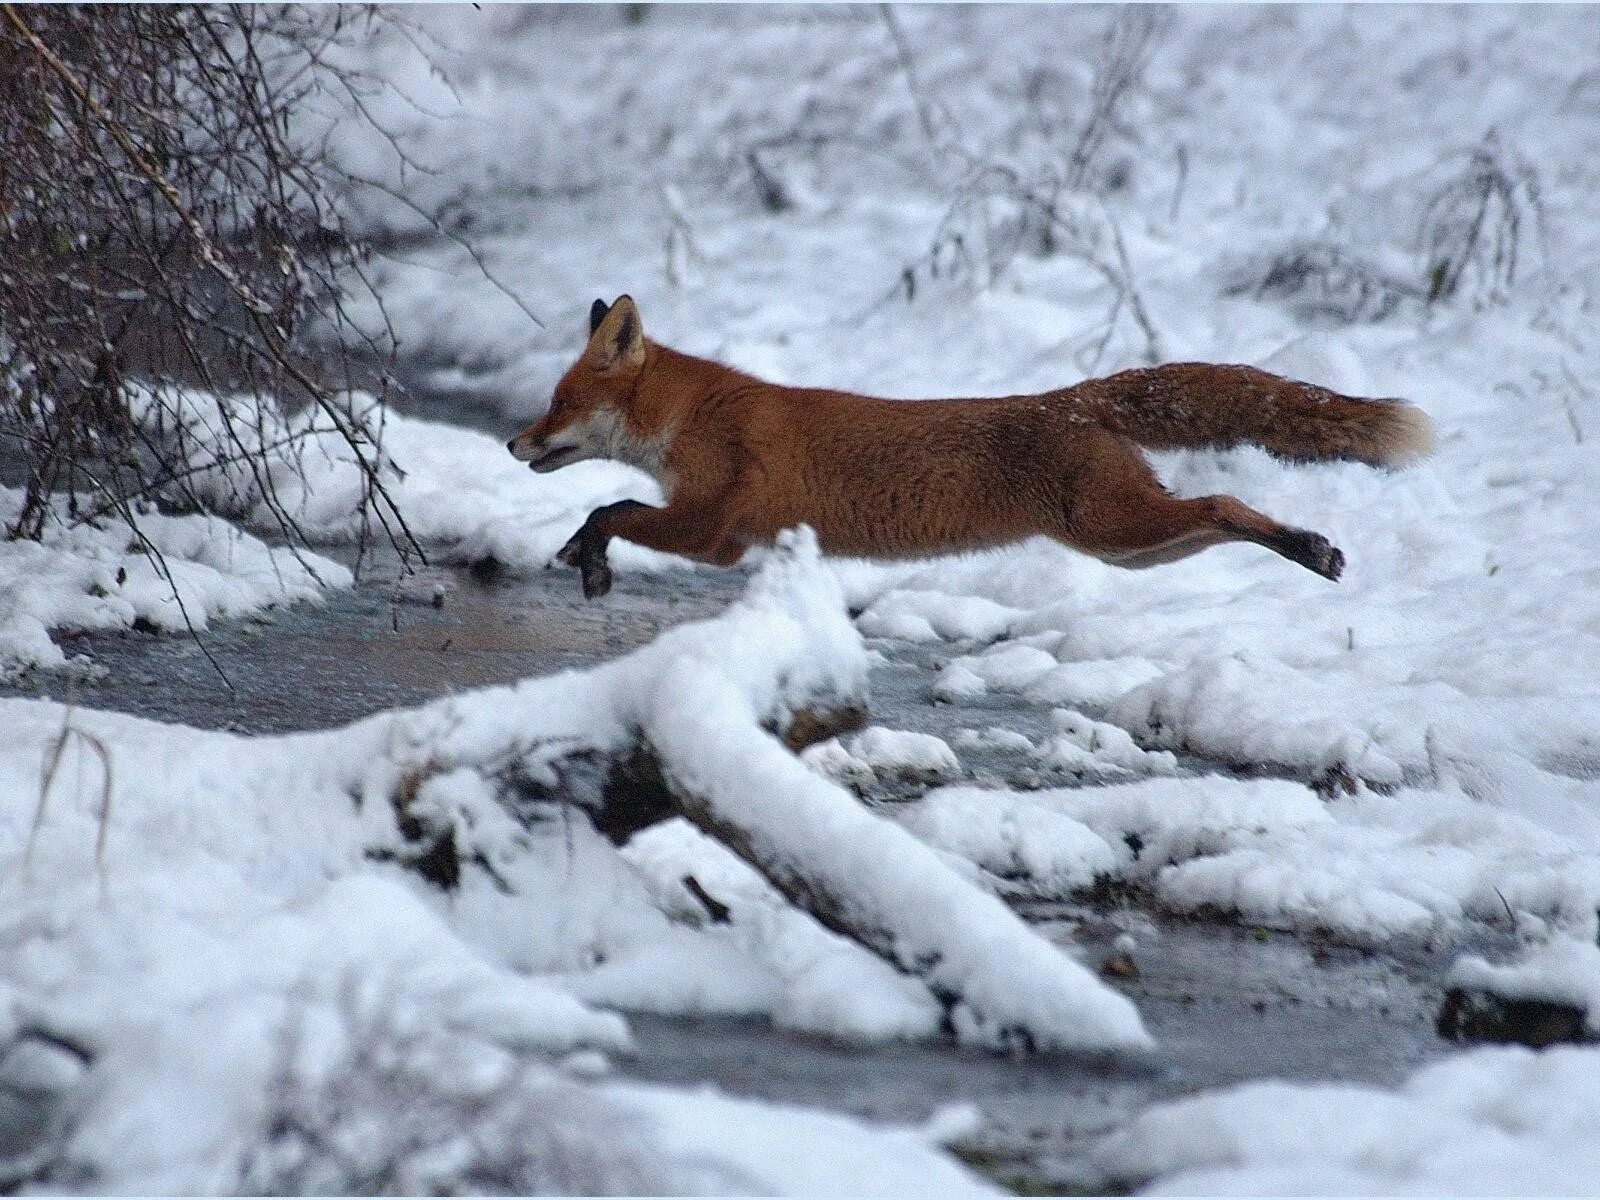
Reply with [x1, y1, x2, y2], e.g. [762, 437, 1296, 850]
[507, 295, 651, 474]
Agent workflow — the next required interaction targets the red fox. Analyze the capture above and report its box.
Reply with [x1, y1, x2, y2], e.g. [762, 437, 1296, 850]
[508, 296, 1432, 599]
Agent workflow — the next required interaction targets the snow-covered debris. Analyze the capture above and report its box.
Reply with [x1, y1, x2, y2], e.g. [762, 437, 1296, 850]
[802, 726, 962, 790]
[855, 589, 1024, 645]
[1034, 709, 1179, 782]
[933, 661, 989, 703]
[576, 818, 943, 1044]
[1092, 1044, 1600, 1195]
[0, 486, 348, 678]
[937, 640, 1170, 712]
[641, 549, 1151, 1053]
[1447, 938, 1600, 1038]
[953, 726, 1036, 753]
[899, 788, 1124, 897]
[800, 738, 882, 792]
[902, 771, 1600, 946]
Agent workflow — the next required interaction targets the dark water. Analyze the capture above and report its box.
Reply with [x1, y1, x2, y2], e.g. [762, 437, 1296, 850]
[11, 552, 748, 733]
[627, 916, 1446, 1191]
[0, 548, 1466, 1192]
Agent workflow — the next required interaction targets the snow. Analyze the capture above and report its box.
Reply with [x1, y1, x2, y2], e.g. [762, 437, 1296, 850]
[899, 787, 1124, 899]
[904, 773, 1600, 945]
[576, 817, 943, 1043]
[802, 725, 962, 789]
[1093, 1045, 1600, 1195]
[130, 383, 684, 579]
[618, 1082, 997, 1198]
[856, 590, 1024, 645]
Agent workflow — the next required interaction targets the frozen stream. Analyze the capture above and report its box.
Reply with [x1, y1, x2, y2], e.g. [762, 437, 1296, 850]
[2, 545, 1466, 1192]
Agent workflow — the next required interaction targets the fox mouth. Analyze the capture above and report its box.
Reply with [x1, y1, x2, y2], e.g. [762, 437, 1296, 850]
[526, 444, 581, 473]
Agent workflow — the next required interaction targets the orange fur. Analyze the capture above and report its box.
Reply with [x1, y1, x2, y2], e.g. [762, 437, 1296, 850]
[508, 297, 1432, 598]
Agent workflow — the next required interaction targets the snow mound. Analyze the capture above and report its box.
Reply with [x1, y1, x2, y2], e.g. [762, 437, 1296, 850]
[803, 726, 963, 790]
[1094, 1045, 1600, 1195]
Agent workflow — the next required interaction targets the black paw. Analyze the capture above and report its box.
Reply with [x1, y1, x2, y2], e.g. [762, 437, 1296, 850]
[579, 557, 614, 600]
[1282, 529, 1345, 581]
[555, 533, 585, 568]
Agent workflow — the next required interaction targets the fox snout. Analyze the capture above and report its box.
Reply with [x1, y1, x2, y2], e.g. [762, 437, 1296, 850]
[508, 427, 585, 473]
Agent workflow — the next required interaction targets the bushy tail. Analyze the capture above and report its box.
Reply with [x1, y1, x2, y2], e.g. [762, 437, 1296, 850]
[1077, 362, 1433, 468]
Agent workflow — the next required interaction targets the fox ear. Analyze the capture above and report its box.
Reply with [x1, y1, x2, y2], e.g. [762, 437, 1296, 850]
[586, 294, 645, 373]
[589, 298, 610, 335]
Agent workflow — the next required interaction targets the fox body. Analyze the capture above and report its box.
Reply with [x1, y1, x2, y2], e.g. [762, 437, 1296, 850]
[509, 296, 1432, 599]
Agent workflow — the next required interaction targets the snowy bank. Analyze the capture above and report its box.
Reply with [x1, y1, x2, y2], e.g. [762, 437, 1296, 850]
[0, 486, 348, 679]
[132, 383, 686, 578]
[900, 771, 1600, 947]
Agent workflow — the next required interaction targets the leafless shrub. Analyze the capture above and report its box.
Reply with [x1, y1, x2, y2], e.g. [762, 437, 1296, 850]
[0, 6, 423, 580]
[886, 9, 1169, 367]
[896, 161, 1164, 369]
[1222, 241, 1425, 325]
[1063, 8, 1167, 195]
[234, 977, 733, 1196]
[1418, 130, 1544, 308]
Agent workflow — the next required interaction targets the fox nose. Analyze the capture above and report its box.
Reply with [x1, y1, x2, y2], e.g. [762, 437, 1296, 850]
[505, 437, 517, 454]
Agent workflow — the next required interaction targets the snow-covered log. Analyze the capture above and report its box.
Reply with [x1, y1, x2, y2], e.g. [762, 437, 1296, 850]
[654, 704, 1151, 1053]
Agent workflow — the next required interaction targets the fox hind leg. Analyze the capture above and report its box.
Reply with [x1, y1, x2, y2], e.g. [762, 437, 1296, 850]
[1061, 473, 1345, 580]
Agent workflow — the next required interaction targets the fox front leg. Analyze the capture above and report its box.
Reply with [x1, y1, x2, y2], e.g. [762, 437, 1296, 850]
[555, 500, 646, 599]
[556, 492, 745, 599]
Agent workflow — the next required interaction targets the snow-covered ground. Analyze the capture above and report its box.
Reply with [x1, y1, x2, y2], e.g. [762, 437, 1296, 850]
[4, 4, 1600, 1192]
